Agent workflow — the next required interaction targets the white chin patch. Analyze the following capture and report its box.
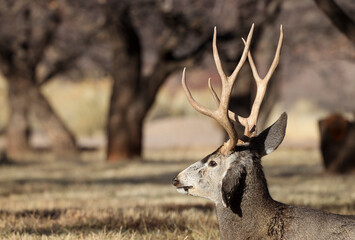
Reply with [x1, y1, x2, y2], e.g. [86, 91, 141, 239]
[176, 188, 189, 194]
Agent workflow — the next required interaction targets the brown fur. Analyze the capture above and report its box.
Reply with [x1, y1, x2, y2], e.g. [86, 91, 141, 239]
[319, 114, 355, 173]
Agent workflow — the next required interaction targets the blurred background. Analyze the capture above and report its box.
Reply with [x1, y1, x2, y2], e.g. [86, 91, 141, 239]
[0, 0, 354, 239]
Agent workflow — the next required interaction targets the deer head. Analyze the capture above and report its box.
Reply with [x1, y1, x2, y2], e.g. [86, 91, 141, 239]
[172, 24, 285, 208]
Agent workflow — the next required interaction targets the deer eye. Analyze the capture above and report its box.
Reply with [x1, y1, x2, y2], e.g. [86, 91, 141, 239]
[208, 160, 217, 167]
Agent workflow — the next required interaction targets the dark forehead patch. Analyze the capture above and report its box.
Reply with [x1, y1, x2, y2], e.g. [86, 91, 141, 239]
[200, 155, 209, 164]
[200, 147, 222, 163]
[234, 145, 250, 152]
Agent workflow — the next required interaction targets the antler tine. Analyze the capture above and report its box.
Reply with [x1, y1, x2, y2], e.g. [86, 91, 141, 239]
[229, 24, 255, 81]
[211, 25, 254, 152]
[181, 24, 256, 153]
[239, 25, 283, 138]
[213, 24, 254, 110]
[208, 79, 243, 125]
[183, 25, 283, 148]
[182, 67, 238, 154]
[213, 27, 227, 83]
[211, 24, 254, 146]
[181, 68, 215, 118]
[208, 78, 220, 107]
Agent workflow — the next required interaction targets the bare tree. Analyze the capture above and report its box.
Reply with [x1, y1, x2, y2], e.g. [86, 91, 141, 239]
[104, 0, 282, 162]
[105, 0, 215, 161]
[0, 1, 102, 159]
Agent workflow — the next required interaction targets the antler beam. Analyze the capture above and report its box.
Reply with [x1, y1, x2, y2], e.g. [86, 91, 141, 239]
[182, 24, 254, 154]
[208, 25, 283, 142]
[236, 25, 283, 139]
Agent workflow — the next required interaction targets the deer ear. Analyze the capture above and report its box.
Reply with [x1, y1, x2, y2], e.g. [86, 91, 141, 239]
[250, 112, 287, 157]
[221, 161, 246, 216]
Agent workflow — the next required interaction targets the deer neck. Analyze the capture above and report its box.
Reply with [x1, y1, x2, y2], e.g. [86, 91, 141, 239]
[216, 163, 280, 240]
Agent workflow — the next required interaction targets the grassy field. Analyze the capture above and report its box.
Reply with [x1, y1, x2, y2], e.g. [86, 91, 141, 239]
[0, 148, 354, 239]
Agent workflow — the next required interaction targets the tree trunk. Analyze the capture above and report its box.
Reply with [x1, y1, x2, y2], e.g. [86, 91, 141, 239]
[106, 4, 144, 162]
[28, 85, 78, 159]
[106, 41, 144, 161]
[5, 73, 78, 160]
[106, 62, 174, 162]
[6, 76, 31, 159]
[107, 93, 145, 161]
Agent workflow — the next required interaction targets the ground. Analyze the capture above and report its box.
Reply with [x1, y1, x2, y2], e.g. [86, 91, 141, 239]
[0, 147, 354, 240]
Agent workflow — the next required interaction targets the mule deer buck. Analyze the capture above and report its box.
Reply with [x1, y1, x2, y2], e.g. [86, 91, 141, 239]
[172, 25, 355, 240]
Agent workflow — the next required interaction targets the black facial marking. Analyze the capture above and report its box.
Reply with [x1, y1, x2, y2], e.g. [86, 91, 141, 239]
[200, 148, 221, 164]
[201, 155, 209, 164]
[233, 145, 250, 152]
[221, 161, 247, 217]
[229, 170, 246, 217]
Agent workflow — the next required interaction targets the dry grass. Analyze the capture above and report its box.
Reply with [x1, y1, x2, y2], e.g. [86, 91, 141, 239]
[0, 205, 218, 239]
[0, 148, 354, 239]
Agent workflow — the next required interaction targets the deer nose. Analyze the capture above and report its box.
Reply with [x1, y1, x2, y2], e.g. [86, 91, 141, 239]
[172, 176, 180, 187]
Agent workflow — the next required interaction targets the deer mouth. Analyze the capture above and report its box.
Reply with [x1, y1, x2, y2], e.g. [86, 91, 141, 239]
[176, 186, 193, 194]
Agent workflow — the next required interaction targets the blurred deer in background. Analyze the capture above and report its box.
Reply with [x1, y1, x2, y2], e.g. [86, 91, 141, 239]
[319, 114, 355, 174]
[172, 25, 355, 240]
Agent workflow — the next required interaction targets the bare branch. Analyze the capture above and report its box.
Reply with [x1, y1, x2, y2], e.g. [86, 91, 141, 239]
[314, 0, 355, 43]
[31, 9, 62, 71]
[38, 23, 105, 86]
[38, 53, 81, 86]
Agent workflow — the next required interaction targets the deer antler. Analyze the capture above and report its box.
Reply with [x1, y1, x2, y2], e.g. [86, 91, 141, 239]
[208, 25, 283, 143]
[236, 25, 283, 140]
[182, 24, 254, 154]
